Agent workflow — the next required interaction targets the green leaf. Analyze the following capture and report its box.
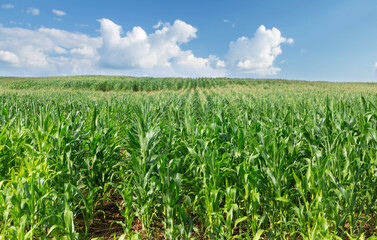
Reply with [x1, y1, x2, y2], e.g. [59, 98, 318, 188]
[276, 197, 289, 203]
[253, 230, 264, 240]
[234, 216, 247, 228]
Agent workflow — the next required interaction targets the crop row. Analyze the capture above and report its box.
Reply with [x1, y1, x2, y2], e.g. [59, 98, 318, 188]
[0, 88, 376, 239]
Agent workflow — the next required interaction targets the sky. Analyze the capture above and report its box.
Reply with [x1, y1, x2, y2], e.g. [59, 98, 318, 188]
[0, 0, 377, 82]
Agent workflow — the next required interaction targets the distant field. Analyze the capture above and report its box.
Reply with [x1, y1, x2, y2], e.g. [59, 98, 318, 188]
[0, 76, 377, 239]
[1, 75, 377, 93]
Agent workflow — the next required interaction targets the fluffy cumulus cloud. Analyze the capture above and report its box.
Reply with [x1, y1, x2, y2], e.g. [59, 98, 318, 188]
[0, 19, 292, 77]
[52, 9, 66, 17]
[97, 19, 225, 77]
[226, 25, 293, 75]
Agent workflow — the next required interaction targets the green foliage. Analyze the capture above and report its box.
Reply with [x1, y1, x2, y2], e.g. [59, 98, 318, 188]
[0, 76, 376, 239]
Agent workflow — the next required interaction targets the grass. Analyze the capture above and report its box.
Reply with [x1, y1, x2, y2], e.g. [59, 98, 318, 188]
[0, 76, 377, 239]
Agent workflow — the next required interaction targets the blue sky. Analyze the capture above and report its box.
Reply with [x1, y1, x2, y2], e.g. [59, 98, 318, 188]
[0, 0, 376, 82]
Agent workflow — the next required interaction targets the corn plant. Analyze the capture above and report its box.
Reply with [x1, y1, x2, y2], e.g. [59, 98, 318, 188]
[0, 77, 377, 239]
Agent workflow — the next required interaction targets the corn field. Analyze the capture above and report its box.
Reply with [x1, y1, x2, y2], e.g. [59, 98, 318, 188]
[0, 77, 377, 239]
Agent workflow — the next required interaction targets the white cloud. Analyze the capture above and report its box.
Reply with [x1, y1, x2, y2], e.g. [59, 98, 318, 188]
[1, 4, 14, 9]
[98, 18, 196, 69]
[0, 24, 101, 75]
[52, 9, 66, 17]
[97, 18, 225, 76]
[0, 19, 292, 77]
[0, 19, 223, 77]
[153, 21, 163, 29]
[287, 38, 294, 45]
[171, 52, 226, 77]
[0, 50, 19, 66]
[226, 25, 292, 75]
[26, 8, 39, 16]
[373, 63, 377, 73]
